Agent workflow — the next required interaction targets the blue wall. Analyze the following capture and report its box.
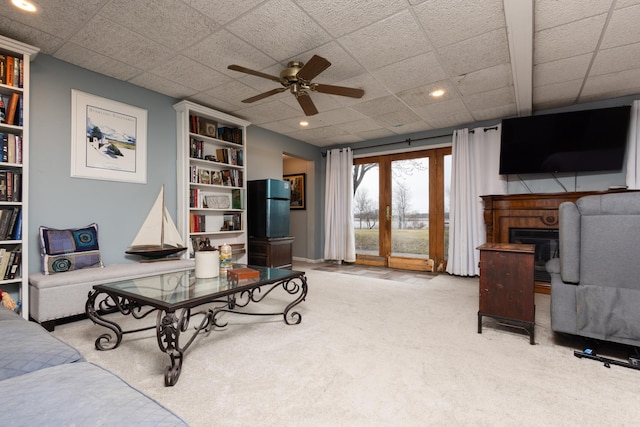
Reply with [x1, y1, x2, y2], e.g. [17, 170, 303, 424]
[30, 55, 179, 273]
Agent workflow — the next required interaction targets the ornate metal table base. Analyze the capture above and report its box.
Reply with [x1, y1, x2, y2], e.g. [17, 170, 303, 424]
[86, 274, 307, 386]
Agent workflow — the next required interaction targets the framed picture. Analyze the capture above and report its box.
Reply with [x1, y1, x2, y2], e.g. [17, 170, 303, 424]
[70, 89, 147, 183]
[284, 173, 306, 210]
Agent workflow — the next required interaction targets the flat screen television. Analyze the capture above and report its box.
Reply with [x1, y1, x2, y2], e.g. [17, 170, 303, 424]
[499, 105, 631, 174]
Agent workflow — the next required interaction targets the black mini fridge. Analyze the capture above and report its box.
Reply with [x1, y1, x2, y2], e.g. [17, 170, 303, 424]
[247, 179, 290, 238]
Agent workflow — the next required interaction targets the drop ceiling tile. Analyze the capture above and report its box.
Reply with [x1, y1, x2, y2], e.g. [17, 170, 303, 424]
[150, 56, 229, 91]
[414, 0, 505, 48]
[532, 80, 582, 105]
[331, 73, 389, 105]
[226, 0, 332, 61]
[183, 30, 276, 77]
[69, 15, 172, 70]
[0, 0, 104, 40]
[339, 10, 432, 70]
[427, 113, 474, 130]
[184, 0, 265, 25]
[54, 42, 141, 81]
[535, 0, 612, 31]
[591, 42, 640, 75]
[455, 63, 513, 96]
[336, 117, 385, 134]
[534, 14, 607, 64]
[463, 86, 515, 111]
[296, 0, 407, 38]
[533, 54, 591, 87]
[396, 80, 457, 108]
[372, 108, 422, 128]
[437, 28, 509, 76]
[351, 95, 408, 118]
[0, 16, 63, 54]
[581, 67, 640, 97]
[187, 93, 241, 116]
[388, 121, 433, 135]
[235, 99, 302, 124]
[617, 0, 640, 8]
[600, 3, 640, 49]
[355, 128, 396, 140]
[412, 98, 471, 120]
[471, 104, 517, 121]
[129, 72, 198, 99]
[372, 52, 447, 94]
[257, 120, 302, 135]
[202, 80, 267, 109]
[99, 0, 217, 51]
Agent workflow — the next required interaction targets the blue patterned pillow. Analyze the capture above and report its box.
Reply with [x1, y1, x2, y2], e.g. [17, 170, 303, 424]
[39, 223, 104, 275]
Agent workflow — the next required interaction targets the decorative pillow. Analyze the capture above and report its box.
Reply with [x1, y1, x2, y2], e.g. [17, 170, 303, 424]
[39, 223, 104, 275]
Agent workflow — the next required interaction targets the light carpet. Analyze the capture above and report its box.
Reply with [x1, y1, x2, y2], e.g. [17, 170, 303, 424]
[52, 269, 640, 426]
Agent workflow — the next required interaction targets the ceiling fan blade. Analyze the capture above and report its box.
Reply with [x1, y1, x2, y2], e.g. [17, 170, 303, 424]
[241, 87, 287, 103]
[313, 83, 365, 98]
[296, 93, 319, 116]
[297, 55, 331, 82]
[228, 64, 281, 82]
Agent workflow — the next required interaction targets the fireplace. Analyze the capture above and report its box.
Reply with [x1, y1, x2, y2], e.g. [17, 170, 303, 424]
[509, 228, 559, 282]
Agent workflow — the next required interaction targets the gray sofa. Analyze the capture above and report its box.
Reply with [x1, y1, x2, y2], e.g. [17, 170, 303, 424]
[546, 192, 640, 347]
[0, 308, 189, 427]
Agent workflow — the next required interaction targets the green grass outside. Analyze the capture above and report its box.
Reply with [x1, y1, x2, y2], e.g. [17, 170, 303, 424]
[355, 227, 450, 257]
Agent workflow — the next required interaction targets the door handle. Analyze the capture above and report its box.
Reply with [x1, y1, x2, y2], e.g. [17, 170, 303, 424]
[386, 205, 391, 221]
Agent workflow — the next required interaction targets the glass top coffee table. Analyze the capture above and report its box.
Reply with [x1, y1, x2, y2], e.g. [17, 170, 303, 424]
[85, 264, 307, 386]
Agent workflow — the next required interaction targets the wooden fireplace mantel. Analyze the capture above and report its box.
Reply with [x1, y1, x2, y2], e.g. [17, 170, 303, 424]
[481, 190, 631, 293]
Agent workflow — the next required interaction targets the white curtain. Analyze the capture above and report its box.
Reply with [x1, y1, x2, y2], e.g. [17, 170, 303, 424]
[626, 100, 640, 189]
[324, 148, 356, 262]
[446, 126, 507, 276]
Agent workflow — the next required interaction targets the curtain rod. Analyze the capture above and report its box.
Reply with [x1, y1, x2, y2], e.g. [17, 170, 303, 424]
[321, 132, 452, 157]
[320, 125, 499, 157]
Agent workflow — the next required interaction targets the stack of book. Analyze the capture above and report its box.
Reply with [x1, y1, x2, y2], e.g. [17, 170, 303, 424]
[0, 207, 21, 240]
[0, 54, 23, 88]
[0, 247, 21, 280]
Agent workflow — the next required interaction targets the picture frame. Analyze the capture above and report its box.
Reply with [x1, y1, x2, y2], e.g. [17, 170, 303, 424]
[284, 173, 306, 210]
[70, 89, 147, 183]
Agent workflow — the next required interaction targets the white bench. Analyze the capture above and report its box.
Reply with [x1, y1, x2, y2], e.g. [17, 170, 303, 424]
[29, 259, 194, 330]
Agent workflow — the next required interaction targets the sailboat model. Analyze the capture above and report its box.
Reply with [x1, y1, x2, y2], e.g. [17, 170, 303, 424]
[126, 186, 187, 259]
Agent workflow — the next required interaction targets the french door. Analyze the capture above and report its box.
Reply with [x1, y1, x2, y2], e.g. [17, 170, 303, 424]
[353, 147, 451, 271]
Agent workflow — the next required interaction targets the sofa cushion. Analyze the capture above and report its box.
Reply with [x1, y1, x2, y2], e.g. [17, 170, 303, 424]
[0, 318, 84, 380]
[2, 362, 189, 426]
[39, 223, 104, 274]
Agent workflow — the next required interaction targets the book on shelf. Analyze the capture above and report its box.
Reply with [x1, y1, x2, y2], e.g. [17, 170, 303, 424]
[0, 207, 19, 239]
[211, 170, 222, 185]
[5, 249, 21, 280]
[198, 168, 211, 184]
[0, 248, 7, 279]
[232, 189, 243, 209]
[11, 210, 21, 240]
[217, 126, 242, 145]
[2, 249, 16, 280]
[5, 93, 20, 125]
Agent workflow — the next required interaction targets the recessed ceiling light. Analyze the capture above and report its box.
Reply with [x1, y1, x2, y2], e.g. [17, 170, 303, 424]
[300, 121, 309, 127]
[430, 89, 445, 98]
[12, 0, 37, 12]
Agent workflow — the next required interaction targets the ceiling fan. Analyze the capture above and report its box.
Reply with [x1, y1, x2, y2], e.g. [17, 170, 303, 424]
[227, 55, 365, 116]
